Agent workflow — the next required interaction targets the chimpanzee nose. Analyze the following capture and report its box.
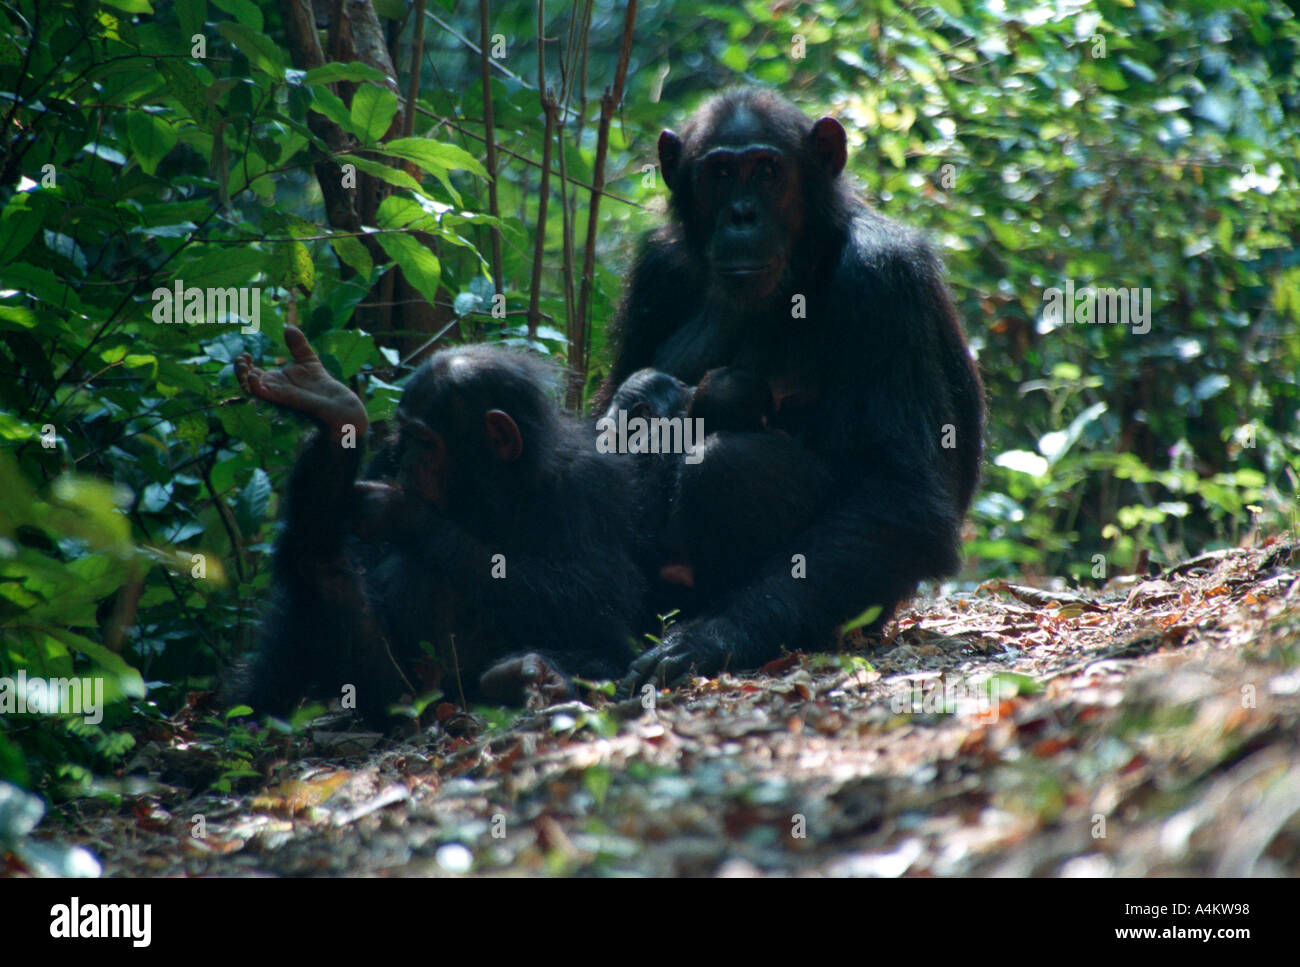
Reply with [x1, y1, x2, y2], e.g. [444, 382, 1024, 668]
[729, 200, 757, 226]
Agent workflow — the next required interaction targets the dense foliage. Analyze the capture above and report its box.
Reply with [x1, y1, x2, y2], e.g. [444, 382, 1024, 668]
[0, 0, 1296, 796]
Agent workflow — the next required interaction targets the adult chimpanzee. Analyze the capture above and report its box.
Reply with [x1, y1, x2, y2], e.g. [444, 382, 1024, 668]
[228, 327, 646, 722]
[597, 367, 695, 596]
[599, 87, 984, 690]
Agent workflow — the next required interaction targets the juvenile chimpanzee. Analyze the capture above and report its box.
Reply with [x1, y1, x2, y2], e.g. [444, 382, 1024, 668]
[598, 87, 985, 689]
[607, 365, 825, 597]
[666, 427, 834, 600]
[228, 327, 646, 722]
[687, 367, 774, 434]
[601, 367, 694, 425]
[597, 367, 694, 596]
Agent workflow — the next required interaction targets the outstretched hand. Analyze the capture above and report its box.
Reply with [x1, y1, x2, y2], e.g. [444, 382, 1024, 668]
[235, 326, 368, 440]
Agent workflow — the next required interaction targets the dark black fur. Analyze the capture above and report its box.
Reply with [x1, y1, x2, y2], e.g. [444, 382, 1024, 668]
[601, 367, 693, 425]
[602, 87, 985, 687]
[688, 367, 774, 434]
[233, 346, 646, 722]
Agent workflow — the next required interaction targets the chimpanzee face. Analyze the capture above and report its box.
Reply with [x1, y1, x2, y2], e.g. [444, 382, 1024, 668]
[393, 407, 450, 509]
[694, 147, 801, 296]
[689, 109, 804, 297]
[659, 98, 847, 303]
[393, 353, 527, 512]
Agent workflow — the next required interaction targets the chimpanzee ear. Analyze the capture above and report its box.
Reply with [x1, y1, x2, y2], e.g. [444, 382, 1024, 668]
[658, 129, 683, 189]
[810, 117, 847, 177]
[483, 409, 523, 462]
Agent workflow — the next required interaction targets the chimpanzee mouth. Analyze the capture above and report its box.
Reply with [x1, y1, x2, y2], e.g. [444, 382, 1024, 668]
[716, 262, 777, 278]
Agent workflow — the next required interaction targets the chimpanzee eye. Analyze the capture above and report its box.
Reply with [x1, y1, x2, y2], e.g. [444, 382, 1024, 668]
[757, 158, 779, 180]
[400, 416, 437, 446]
[712, 159, 733, 179]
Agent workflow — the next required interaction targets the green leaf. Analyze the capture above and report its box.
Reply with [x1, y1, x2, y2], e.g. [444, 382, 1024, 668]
[176, 245, 266, 288]
[0, 306, 37, 331]
[268, 240, 315, 290]
[308, 86, 362, 135]
[176, 0, 208, 39]
[350, 84, 399, 143]
[338, 154, 429, 196]
[217, 21, 285, 79]
[304, 62, 392, 86]
[720, 44, 748, 72]
[81, 142, 127, 165]
[320, 330, 378, 378]
[43, 628, 147, 701]
[0, 195, 45, 265]
[330, 234, 374, 279]
[210, 0, 262, 30]
[380, 137, 488, 178]
[1215, 214, 1232, 251]
[125, 113, 177, 176]
[375, 233, 441, 304]
[234, 468, 271, 533]
[985, 672, 1044, 699]
[376, 195, 427, 230]
[840, 604, 884, 636]
[583, 765, 612, 808]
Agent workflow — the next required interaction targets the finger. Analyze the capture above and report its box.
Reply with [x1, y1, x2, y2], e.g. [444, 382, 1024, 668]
[283, 325, 319, 365]
[244, 368, 268, 399]
[235, 355, 257, 392]
[627, 646, 663, 688]
[658, 652, 696, 688]
[255, 378, 319, 412]
[519, 654, 543, 684]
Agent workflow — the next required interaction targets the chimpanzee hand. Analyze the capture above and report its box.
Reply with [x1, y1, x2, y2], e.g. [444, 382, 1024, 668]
[353, 480, 412, 543]
[621, 617, 738, 694]
[479, 653, 573, 708]
[351, 480, 446, 544]
[235, 325, 368, 441]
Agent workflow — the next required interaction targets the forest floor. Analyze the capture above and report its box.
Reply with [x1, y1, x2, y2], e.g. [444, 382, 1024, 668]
[40, 538, 1300, 877]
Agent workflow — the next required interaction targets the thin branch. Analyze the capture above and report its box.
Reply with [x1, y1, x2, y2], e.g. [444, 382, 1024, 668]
[528, 1, 558, 341]
[556, 107, 577, 358]
[479, 0, 503, 294]
[402, 0, 427, 139]
[569, 0, 637, 407]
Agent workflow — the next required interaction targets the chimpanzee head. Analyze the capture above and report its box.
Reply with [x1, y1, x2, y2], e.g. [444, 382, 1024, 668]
[602, 367, 693, 424]
[688, 367, 773, 434]
[393, 346, 560, 510]
[657, 87, 849, 299]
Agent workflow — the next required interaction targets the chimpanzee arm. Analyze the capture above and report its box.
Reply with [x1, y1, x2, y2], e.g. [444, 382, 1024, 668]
[228, 431, 405, 717]
[228, 328, 401, 716]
